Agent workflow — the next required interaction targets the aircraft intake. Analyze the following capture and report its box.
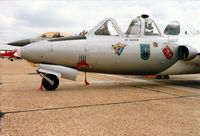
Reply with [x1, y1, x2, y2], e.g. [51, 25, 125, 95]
[38, 64, 78, 81]
[179, 45, 198, 61]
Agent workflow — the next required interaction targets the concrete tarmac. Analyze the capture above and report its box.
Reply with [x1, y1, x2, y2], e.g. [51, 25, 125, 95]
[0, 59, 200, 136]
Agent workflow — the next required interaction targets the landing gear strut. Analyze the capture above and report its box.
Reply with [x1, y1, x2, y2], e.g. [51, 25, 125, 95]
[39, 73, 59, 91]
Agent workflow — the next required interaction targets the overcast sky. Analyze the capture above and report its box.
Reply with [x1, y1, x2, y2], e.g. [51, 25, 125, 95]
[0, 0, 200, 42]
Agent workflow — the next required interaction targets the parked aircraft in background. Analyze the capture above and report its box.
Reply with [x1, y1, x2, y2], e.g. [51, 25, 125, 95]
[0, 43, 20, 61]
[1, 15, 200, 90]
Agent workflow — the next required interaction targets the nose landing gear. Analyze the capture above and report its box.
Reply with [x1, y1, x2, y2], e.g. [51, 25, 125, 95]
[39, 73, 59, 91]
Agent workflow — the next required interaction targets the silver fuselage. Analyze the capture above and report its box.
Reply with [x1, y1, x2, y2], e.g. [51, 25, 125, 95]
[19, 17, 200, 76]
[20, 36, 181, 75]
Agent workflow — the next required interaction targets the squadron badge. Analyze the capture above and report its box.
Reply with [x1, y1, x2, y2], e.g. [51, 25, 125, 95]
[112, 42, 126, 56]
[162, 45, 173, 59]
[140, 44, 151, 60]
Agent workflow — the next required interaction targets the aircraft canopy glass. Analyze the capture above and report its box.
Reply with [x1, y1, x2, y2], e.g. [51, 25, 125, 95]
[164, 21, 180, 35]
[126, 19, 141, 35]
[95, 21, 119, 36]
[144, 19, 160, 36]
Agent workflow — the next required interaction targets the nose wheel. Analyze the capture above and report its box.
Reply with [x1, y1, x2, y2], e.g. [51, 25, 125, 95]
[42, 74, 59, 91]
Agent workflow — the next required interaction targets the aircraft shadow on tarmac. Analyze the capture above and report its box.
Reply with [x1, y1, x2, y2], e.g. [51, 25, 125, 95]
[58, 82, 132, 91]
[56, 77, 200, 92]
[26, 73, 200, 91]
[152, 79, 200, 89]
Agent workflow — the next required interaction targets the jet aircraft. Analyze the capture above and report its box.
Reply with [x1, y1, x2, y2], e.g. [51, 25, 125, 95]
[3, 15, 200, 90]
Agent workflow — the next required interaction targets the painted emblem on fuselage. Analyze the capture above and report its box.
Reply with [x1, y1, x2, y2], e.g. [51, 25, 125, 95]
[162, 45, 173, 59]
[140, 44, 151, 60]
[112, 42, 126, 56]
[153, 42, 158, 47]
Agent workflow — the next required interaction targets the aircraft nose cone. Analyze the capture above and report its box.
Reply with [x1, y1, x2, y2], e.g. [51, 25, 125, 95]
[20, 45, 34, 61]
[20, 46, 26, 58]
[20, 41, 49, 63]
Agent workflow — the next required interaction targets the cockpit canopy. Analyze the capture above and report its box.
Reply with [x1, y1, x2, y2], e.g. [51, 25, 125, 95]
[164, 21, 180, 35]
[88, 18, 124, 37]
[126, 19, 141, 35]
[126, 16, 161, 36]
[94, 21, 119, 36]
[88, 15, 162, 37]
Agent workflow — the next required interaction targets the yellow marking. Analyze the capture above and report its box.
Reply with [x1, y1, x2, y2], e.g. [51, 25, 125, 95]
[27, 61, 35, 67]
[112, 42, 126, 54]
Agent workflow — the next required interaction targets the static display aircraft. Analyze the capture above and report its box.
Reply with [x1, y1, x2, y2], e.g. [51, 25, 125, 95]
[0, 43, 20, 61]
[2, 15, 200, 90]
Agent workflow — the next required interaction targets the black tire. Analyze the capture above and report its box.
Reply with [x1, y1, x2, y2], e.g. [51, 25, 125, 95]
[164, 75, 169, 79]
[156, 75, 169, 79]
[42, 74, 59, 91]
[156, 75, 162, 79]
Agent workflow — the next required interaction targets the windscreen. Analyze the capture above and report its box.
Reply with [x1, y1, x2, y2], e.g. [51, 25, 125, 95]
[95, 21, 119, 36]
[126, 19, 141, 35]
[164, 21, 180, 35]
